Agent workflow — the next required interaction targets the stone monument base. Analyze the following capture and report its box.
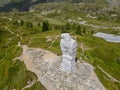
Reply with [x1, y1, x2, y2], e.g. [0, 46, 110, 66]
[60, 54, 76, 72]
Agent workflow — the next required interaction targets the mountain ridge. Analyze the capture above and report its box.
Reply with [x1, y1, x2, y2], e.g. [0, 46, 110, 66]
[0, 0, 120, 12]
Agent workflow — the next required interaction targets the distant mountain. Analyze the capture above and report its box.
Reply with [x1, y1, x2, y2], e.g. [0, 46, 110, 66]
[0, 0, 120, 12]
[0, 0, 32, 12]
[106, 0, 120, 8]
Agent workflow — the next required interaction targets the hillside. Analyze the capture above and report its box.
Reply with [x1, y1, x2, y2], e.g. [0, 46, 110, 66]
[0, 0, 120, 12]
[0, 1, 120, 90]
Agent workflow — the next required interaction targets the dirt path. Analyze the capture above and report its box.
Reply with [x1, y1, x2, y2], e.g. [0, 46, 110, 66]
[81, 22, 120, 30]
[5, 26, 23, 45]
[4, 27, 37, 89]
[69, 18, 120, 30]
[21, 80, 36, 90]
[71, 18, 120, 30]
[98, 66, 120, 83]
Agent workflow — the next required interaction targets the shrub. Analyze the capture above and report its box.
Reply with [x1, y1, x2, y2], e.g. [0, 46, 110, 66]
[41, 20, 50, 32]
[26, 22, 33, 28]
[75, 25, 82, 35]
[20, 20, 24, 26]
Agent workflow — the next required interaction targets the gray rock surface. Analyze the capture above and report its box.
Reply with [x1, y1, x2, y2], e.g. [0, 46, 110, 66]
[19, 45, 106, 90]
[60, 33, 77, 72]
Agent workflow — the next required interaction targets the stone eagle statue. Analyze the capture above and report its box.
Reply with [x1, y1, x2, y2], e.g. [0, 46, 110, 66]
[60, 33, 77, 72]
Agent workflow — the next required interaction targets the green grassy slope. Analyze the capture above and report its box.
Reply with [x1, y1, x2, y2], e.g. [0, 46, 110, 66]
[0, 2, 120, 89]
[0, 13, 46, 90]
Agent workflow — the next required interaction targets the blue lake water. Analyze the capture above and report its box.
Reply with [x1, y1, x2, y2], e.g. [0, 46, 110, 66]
[93, 32, 120, 43]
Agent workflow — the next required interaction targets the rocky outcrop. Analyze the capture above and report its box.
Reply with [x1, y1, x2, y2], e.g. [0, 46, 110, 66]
[18, 45, 105, 90]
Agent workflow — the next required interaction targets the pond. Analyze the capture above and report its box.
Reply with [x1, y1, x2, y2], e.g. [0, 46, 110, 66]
[93, 32, 120, 43]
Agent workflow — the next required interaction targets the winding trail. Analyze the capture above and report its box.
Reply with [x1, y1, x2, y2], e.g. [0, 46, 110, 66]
[81, 22, 120, 30]
[4, 26, 37, 89]
[97, 66, 120, 83]
[70, 18, 120, 30]
[5, 26, 23, 46]
[21, 80, 36, 90]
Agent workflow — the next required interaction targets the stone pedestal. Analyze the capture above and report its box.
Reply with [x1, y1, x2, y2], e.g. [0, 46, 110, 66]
[60, 33, 77, 72]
